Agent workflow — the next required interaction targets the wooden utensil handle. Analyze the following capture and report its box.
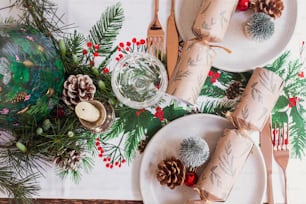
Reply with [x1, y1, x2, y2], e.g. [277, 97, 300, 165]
[267, 173, 274, 204]
[171, 0, 175, 13]
[155, 0, 159, 14]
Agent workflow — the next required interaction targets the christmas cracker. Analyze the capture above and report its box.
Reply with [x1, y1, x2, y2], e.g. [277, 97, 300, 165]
[192, 0, 239, 42]
[166, 39, 215, 104]
[229, 67, 285, 131]
[194, 129, 254, 202]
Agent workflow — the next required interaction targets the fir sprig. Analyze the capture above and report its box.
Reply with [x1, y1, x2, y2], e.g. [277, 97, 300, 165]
[89, 2, 124, 57]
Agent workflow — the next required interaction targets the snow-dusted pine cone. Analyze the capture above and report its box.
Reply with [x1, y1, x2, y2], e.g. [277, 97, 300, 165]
[62, 74, 96, 107]
[156, 157, 186, 189]
[54, 148, 85, 171]
[252, 0, 284, 19]
[226, 81, 241, 100]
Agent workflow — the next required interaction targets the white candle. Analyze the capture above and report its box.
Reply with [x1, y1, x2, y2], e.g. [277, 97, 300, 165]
[75, 101, 100, 122]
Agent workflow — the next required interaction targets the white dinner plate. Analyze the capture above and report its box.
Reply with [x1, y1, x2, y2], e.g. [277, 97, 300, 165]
[175, 0, 297, 72]
[139, 114, 266, 204]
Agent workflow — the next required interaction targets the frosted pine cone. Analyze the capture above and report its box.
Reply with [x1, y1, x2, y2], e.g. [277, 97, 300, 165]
[62, 74, 96, 107]
[253, 0, 284, 19]
[54, 148, 85, 171]
[156, 157, 186, 189]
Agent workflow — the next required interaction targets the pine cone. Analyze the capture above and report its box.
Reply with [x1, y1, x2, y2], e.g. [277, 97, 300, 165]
[54, 148, 85, 171]
[156, 157, 186, 189]
[253, 0, 284, 19]
[62, 74, 96, 107]
[138, 139, 148, 153]
[11, 92, 27, 103]
[226, 81, 241, 100]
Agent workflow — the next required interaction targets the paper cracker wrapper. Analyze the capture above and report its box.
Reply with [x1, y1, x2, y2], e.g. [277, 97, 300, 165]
[194, 129, 254, 202]
[166, 39, 215, 104]
[192, 0, 238, 42]
[230, 67, 285, 131]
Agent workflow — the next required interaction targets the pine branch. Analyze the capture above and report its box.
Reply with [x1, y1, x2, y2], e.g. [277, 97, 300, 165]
[0, 166, 40, 203]
[99, 118, 124, 141]
[199, 96, 238, 116]
[88, 2, 124, 57]
[124, 127, 145, 162]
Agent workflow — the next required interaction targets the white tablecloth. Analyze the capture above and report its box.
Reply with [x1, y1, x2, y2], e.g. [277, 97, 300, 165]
[1, 0, 306, 203]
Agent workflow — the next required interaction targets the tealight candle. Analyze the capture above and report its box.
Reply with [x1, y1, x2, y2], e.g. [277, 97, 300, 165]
[75, 101, 101, 122]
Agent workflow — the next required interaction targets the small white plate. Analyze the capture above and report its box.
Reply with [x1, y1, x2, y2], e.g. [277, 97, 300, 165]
[139, 114, 266, 204]
[175, 0, 297, 72]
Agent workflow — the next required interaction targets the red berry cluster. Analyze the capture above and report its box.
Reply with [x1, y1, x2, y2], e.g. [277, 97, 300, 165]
[208, 70, 221, 83]
[154, 106, 164, 121]
[288, 97, 299, 108]
[95, 138, 126, 169]
[82, 41, 100, 67]
[115, 37, 146, 61]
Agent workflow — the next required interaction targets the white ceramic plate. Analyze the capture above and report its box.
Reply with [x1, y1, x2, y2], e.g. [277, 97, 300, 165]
[175, 0, 297, 72]
[139, 114, 266, 204]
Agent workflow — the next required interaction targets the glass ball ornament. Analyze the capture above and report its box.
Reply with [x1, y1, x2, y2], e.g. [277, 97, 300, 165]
[0, 25, 64, 128]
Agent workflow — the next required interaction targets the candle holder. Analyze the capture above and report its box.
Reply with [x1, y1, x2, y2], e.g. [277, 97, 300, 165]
[76, 100, 115, 133]
[111, 53, 168, 109]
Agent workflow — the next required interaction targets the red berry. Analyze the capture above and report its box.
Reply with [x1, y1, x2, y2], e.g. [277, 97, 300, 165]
[126, 41, 131, 46]
[94, 44, 100, 50]
[87, 42, 93, 47]
[184, 171, 198, 187]
[103, 68, 110, 74]
[94, 52, 99, 57]
[236, 0, 250, 11]
[95, 141, 100, 146]
[82, 49, 88, 55]
[98, 153, 103, 158]
[119, 42, 124, 48]
[56, 108, 65, 118]
[132, 38, 137, 43]
[140, 39, 146, 44]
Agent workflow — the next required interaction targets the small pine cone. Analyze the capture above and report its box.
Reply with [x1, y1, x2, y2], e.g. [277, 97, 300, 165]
[253, 0, 284, 19]
[138, 139, 148, 153]
[226, 81, 241, 100]
[54, 149, 85, 171]
[11, 92, 27, 103]
[62, 74, 96, 107]
[156, 157, 186, 189]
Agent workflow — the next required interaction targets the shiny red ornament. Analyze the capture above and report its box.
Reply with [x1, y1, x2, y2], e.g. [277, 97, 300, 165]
[184, 171, 198, 187]
[236, 0, 250, 11]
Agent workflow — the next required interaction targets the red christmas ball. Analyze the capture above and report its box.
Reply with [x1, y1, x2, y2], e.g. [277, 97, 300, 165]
[236, 0, 250, 11]
[184, 171, 198, 187]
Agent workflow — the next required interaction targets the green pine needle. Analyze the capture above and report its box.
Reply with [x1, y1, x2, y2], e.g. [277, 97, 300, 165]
[89, 2, 124, 57]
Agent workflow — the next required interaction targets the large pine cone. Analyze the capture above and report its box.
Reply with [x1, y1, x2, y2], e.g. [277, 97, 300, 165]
[156, 157, 186, 189]
[54, 148, 85, 171]
[253, 0, 284, 19]
[62, 74, 96, 107]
